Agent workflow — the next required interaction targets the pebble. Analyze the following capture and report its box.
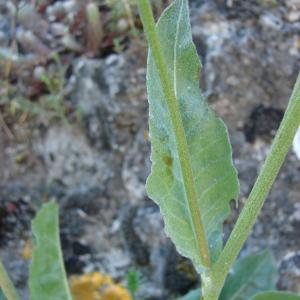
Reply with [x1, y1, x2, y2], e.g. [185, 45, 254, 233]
[286, 11, 300, 22]
[47, 2, 65, 21]
[259, 13, 282, 30]
[50, 22, 67, 37]
[62, 0, 79, 14]
[33, 66, 46, 80]
[278, 251, 300, 294]
[62, 34, 82, 51]
[293, 127, 300, 160]
[117, 18, 129, 33]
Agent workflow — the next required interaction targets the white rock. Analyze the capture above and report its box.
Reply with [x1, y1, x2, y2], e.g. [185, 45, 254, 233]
[63, 0, 79, 13]
[117, 18, 129, 33]
[50, 22, 67, 37]
[33, 66, 46, 80]
[286, 11, 300, 22]
[260, 13, 282, 30]
[293, 126, 300, 159]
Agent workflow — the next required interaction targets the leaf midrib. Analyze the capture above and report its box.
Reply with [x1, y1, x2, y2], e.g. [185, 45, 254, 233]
[173, 0, 204, 263]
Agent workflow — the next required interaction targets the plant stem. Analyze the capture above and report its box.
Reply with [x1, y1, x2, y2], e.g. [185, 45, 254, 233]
[137, 0, 211, 269]
[0, 259, 20, 300]
[203, 71, 300, 299]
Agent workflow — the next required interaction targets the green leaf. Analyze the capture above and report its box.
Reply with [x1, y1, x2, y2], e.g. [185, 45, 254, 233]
[146, 0, 239, 271]
[0, 289, 6, 300]
[251, 292, 300, 300]
[219, 250, 277, 300]
[176, 288, 201, 300]
[29, 201, 73, 300]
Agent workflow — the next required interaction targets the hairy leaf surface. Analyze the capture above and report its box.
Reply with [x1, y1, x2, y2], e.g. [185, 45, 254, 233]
[146, 0, 239, 271]
[219, 250, 277, 300]
[29, 202, 73, 300]
[251, 292, 300, 300]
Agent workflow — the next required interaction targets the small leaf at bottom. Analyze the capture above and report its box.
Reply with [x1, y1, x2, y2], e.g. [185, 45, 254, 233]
[29, 201, 73, 300]
[251, 291, 300, 300]
[0, 289, 6, 300]
[220, 250, 277, 300]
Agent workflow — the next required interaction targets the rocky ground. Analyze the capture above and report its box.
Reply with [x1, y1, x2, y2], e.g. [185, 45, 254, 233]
[0, 0, 300, 299]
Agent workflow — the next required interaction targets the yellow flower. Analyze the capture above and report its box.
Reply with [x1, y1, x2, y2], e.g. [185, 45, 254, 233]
[70, 272, 113, 300]
[69, 272, 131, 300]
[101, 284, 132, 300]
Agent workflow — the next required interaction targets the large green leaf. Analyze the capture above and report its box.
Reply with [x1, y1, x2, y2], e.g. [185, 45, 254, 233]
[146, 0, 239, 271]
[251, 292, 300, 300]
[176, 288, 201, 300]
[0, 289, 6, 300]
[219, 250, 277, 300]
[29, 202, 73, 300]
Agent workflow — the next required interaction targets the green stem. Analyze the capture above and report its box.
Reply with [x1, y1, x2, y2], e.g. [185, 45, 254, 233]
[0, 260, 20, 300]
[137, 0, 211, 269]
[203, 71, 300, 299]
